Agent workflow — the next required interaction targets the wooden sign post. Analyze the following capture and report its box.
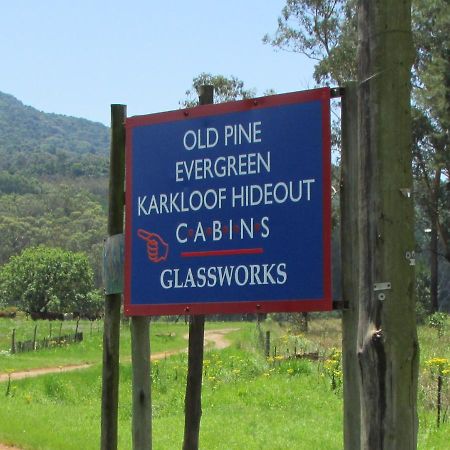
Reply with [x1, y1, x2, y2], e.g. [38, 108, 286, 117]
[101, 104, 126, 450]
[183, 85, 213, 450]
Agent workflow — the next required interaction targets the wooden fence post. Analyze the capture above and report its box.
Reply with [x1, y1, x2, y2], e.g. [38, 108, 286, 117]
[265, 331, 271, 358]
[11, 328, 16, 354]
[32, 324, 38, 351]
[182, 85, 213, 450]
[131, 316, 151, 449]
[101, 104, 127, 450]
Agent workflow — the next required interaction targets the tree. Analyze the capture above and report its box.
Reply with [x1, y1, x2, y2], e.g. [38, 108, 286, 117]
[266, 2, 421, 448]
[411, 0, 450, 311]
[180, 73, 256, 108]
[0, 184, 107, 285]
[263, 0, 357, 86]
[0, 246, 95, 313]
[265, 0, 450, 311]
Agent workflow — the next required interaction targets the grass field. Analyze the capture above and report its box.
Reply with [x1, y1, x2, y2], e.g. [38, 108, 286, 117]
[0, 317, 190, 372]
[0, 316, 449, 449]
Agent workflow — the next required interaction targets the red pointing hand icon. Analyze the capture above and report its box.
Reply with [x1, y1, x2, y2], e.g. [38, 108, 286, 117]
[137, 229, 169, 263]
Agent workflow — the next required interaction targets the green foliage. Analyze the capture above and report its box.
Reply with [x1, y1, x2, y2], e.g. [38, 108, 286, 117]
[426, 357, 450, 378]
[0, 183, 107, 284]
[429, 312, 448, 338]
[0, 90, 110, 188]
[0, 171, 41, 195]
[180, 73, 256, 107]
[411, 0, 450, 270]
[82, 290, 104, 317]
[323, 347, 343, 392]
[266, 0, 450, 311]
[412, 0, 450, 139]
[0, 246, 94, 313]
[0, 90, 109, 153]
[263, 0, 357, 85]
[416, 262, 432, 323]
[0, 320, 450, 448]
[0, 91, 109, 292]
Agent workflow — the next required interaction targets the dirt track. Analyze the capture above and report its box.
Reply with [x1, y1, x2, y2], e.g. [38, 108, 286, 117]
[0, 328, 238, 383]
[0, 327, 238, 450]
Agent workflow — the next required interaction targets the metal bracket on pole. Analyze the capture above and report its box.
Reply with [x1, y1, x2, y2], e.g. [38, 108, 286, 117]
[374, 282, 391, 302]
[103, 233, 124, 295]
[330, 87, 345, 98]
[373, 282, 391, 291]
[333, 300, 350, 310]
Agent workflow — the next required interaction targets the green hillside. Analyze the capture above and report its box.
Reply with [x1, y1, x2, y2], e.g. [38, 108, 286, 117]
[0, 91, 109, 285]
[0, 91, 109, 178]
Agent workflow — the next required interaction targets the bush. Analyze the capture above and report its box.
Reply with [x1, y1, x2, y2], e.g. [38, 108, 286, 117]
[0, 246, 95, 313]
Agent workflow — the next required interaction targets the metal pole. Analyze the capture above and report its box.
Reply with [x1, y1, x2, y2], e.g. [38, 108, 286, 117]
[101, 104, 126, 450]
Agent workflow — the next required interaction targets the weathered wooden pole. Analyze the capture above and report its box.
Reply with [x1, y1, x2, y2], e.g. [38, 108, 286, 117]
[182, 84, 213, 450]
[357, 1, 419, 448]
[183, 314, 206, 450]
[101, 104, 126, 450]
[32, 324, 37, 351]
[265, 331, 271, 358]
[340, 82, 361, 450]
[430, 171, 440, 312]
[11, 328, 16, 354]
[131, 316, 151, 449]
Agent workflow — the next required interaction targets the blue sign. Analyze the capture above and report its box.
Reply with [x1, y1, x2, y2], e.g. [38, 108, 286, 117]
[125, 88, 332, 316]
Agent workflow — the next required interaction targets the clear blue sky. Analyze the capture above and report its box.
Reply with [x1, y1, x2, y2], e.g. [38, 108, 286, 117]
[1, 1, 316, 125]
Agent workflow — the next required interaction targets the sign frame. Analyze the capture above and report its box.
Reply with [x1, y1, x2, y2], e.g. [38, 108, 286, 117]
[124, 88, 332, 316]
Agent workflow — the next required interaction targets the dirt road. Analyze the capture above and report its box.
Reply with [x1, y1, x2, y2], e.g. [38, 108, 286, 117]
[0, 327, 238, 450]
[0, 328, 238, 383]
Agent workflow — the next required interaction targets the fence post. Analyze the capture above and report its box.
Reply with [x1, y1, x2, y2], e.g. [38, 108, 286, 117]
[11, 328, 16, 354]
[101, 104, 126, 450]
[32, 324, 38, 351]
[437, 373, 442, 427]
[265, 331, 271, 358]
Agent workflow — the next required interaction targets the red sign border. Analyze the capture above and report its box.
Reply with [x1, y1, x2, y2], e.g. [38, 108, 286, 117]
[124, 88, 332, 316]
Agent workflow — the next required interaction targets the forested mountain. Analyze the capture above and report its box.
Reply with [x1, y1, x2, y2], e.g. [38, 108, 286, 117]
[0, 91, 109, 178]
[0, 91, 110, 286]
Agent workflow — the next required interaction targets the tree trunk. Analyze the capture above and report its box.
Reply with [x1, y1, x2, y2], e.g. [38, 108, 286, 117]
[357, 1, 419, 449]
